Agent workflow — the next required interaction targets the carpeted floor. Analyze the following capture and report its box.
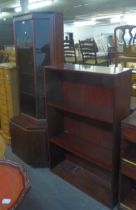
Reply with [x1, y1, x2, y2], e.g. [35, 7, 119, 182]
[5, 146, 117, 210]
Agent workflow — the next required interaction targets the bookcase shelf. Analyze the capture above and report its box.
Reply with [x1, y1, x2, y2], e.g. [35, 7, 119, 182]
[120, 189, 136, 210]
[52, 158, 113, 207]
[119, 175, 136, 210]
[46, 64, 131, 208]
[51, 132, 113, 170]
[47, 101, 114, 123]
[123, 149, 136, 165]
[120, 111, 136, 209]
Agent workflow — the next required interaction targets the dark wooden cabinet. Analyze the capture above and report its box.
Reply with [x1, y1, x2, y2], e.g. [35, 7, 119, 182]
[11, 114, 48, 167]
[13, 12, 64, 118]
[10, 12, 64, 167]
[46, 64, 131, 208]
[119, 112, 136, 210]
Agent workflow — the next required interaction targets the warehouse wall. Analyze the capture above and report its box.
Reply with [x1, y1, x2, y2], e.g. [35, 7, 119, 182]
[64, 23, 119, 43]
[0, 23, 14, 45]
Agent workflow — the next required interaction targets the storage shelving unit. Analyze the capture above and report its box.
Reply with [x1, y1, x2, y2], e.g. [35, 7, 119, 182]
[120, 111, 136, 210]
[10, 12, 64, 167]
[46, 64, 131, 208]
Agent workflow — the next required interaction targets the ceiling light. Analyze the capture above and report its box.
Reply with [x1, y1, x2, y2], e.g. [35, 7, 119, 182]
[15, 7, 22, 13]
[74, 20, 97, 27]
[74, 5, 82, 8]
[0, 12, 8, 18]
[93, 14, 122, 21]
[74, 3, 88, 8]
[124, 14, 136, 24]
[110, 17, 121, 23]
[15, 0, 53, 13]
[29, 0, 53, 10]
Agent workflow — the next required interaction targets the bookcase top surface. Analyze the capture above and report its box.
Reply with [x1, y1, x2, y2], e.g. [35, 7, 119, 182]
[46, 64, 131, 76]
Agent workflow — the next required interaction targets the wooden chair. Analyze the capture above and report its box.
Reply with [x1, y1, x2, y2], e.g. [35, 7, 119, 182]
[64, 39, 77, 64]
[114, 25, 136, 67]
[79, 39, 108, 65]
[79, 39, 98, 64]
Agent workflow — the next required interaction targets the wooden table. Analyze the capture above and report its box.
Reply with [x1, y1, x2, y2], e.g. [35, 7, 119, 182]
[0, 160, 30, 210]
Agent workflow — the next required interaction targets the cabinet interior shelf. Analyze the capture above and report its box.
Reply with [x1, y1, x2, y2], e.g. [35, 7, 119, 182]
[47, 101, 113, 123]
[53, 158, 112, 190]
[122, 148, 136, 166]
[120, 189, 136, 210]
[50, 132, 112, 170]
[20, 72, 34, 77]
[21, 91, 35, 97]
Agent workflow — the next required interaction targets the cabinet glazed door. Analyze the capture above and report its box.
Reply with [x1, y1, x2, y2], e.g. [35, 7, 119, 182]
[15, 20, 36, 117]
[34, 18, 50, 118]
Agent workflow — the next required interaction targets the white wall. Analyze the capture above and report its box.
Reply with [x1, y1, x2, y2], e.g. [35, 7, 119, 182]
[64, 23, 119, 43]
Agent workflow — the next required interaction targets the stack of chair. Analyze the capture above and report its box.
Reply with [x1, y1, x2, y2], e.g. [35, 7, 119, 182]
[79, 39, 109, 65]
[64, 39, 77, 64]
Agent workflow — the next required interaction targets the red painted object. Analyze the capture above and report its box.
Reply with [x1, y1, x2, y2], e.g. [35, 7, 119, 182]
[0, 160, 30, 210]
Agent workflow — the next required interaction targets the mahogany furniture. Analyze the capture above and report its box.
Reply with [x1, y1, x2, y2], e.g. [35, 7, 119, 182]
[114, 25, 136, 67]
[46, 64, 131, 208]
[119, 111, 136, 210]
[10, 114, 48, 167]
[10, 12, 64, 167]
[0, 160, 30, 210]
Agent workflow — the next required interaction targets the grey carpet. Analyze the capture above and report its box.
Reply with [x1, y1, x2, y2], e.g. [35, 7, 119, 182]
[5, 146, 117, 210]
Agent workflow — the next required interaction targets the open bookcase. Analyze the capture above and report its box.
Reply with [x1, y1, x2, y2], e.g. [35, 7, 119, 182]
[120, 111, 136, 210]
[10, 12, 63, 167]
[46, 64, 131, 208]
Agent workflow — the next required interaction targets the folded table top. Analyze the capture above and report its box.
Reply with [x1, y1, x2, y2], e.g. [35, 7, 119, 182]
[0, 160, 30, 210]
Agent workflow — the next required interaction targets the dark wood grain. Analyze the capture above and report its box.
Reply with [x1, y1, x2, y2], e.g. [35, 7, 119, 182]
[46, 64, 131, 208]
[51, 132, 113, 170]
[120, 189, 136, 210]
[10, 114, 48, 167]
[53, 159, 113, 208]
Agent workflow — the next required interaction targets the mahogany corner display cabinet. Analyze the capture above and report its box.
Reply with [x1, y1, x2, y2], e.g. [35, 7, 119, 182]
[119, 111, 136, 210]
[10, 12, 64, 167]
[45, 64, 131, 208]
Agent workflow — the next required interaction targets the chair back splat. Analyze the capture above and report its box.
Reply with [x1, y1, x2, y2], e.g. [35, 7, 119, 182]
[64, 39, 77, 64]
[114, 25, 136, 67]
[79, 39, 98, 65]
